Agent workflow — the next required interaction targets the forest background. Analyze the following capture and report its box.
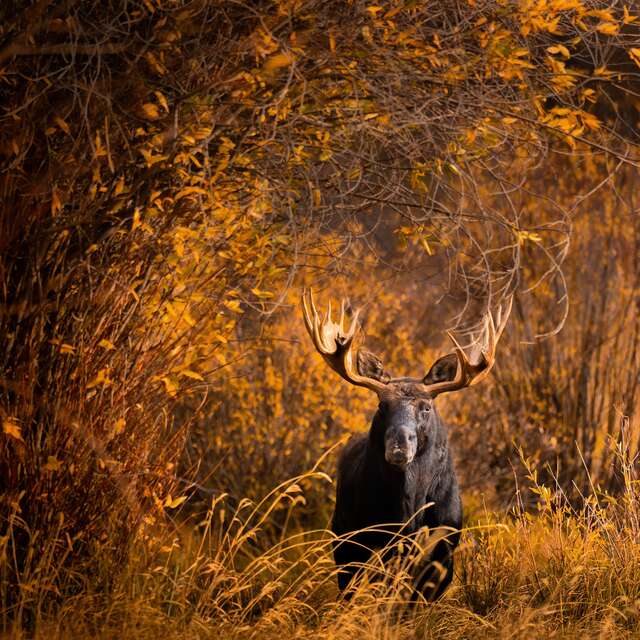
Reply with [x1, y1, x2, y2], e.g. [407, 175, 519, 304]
[2, 0, 640, 638]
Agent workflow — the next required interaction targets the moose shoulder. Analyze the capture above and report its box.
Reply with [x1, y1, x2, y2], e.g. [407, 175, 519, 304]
[301, 290, 512, 600]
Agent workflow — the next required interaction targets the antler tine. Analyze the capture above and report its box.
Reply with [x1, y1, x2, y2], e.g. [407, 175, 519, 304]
[302, 288, 314, 337]
[312, 309, 331, 355]
[483, 309, 497, 363]
[300, 288, 388, 395]
[496, 295, 513, 339]
[445, 330, 469, 369]
[480, 296, 512, 362]
[303, 288, 512, 398]
[494, 300, 503, 333]
[309, 288, 320, 326]
[420, 295, 513, 397]
[346, 307, 360, 343]
[302, 288, 332, 356]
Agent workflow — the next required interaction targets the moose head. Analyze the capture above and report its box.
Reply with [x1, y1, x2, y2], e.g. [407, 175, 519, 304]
[301, 289, 512, 470]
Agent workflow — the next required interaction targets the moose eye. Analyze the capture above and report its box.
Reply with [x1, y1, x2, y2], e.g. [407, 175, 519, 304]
[417, 400, 431, 414]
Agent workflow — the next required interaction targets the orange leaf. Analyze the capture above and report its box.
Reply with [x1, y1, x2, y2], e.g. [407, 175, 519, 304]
[629, 48, 640, 69]
[264, 52, 293, 71]
[54, 116, 71, 135]
[596, 22, 619, 35]
[3, 417, 23, 442]
[141, 103, 160, 119]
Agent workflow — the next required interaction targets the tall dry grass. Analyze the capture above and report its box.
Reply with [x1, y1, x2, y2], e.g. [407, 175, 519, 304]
[4, 430, 640, 640]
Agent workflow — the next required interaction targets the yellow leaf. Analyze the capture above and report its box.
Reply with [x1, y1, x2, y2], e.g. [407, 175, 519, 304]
[447, 162, 460, 175]
[139, 149, 168, 167]
[131, 208, 142, 232]
[175, 186, 207, 200]
[49, 338, 75, 354]
[419, 236, 433, 255]
[164, 495, 187, 509]
[145, 51, 167, 75]
[154, 90, 169, 112]
[113, 418, 126, 435]
[516, 230, 543, 245]
[3, 417, 23, 442]
[114, 176, 125, 196]
[224, 299, 243, 313]
[179, 370, 204, 381]
[98, 338, 116, 350]
[547, 56, 566, 74]
[86, 369, 113, 389]
[547, 44, 570, 59]
[251, 288, 274, 299]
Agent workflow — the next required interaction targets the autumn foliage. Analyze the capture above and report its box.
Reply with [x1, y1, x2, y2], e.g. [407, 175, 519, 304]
[1, 0, 640, 637]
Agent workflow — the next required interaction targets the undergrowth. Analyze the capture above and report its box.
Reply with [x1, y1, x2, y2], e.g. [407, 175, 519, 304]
[3, 444, 640, 640]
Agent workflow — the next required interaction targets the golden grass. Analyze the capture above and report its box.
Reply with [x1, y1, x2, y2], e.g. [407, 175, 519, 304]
[4, 454, 640, 640]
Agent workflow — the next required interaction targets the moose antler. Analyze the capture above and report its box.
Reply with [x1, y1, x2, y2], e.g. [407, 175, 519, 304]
[302, 288, 512, 399]
[418, 296, 513, 397]
[301, 289, 388, 394]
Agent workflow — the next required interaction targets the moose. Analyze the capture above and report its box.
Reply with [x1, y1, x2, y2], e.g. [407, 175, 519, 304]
[302, 290, 512, 600]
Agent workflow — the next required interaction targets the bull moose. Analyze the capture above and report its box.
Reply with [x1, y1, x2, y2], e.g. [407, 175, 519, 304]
[301, 290, 512, 600]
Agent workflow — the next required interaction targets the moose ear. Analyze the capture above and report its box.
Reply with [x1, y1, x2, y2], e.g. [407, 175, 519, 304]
[357, 348, 391, 383]
[423, 353, 458, 385]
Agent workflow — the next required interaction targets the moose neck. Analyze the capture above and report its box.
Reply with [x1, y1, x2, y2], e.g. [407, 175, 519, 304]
[363, 406, 452, 524]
